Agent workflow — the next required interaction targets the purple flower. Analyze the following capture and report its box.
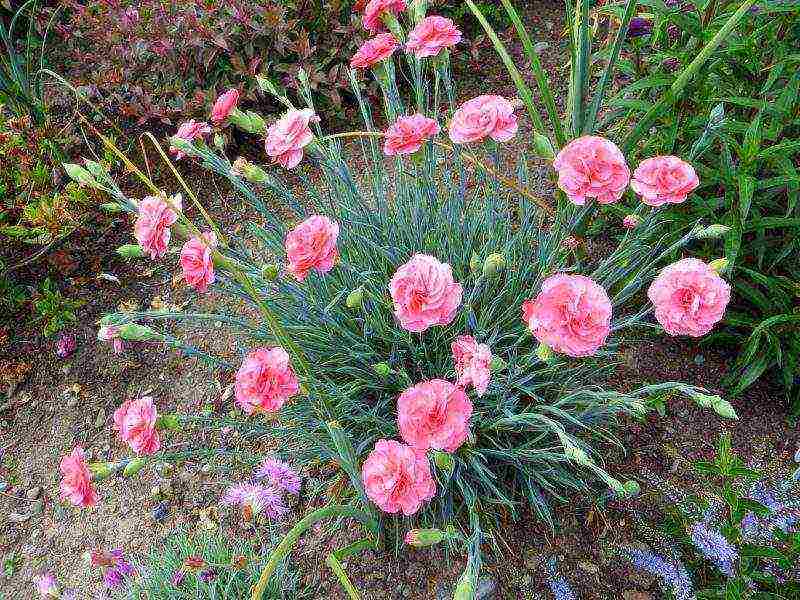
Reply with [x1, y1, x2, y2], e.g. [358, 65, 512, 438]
[199, 569, 217, 583]
[222, 482, 288, 519]
[171, 570, 186, 587]
[545, 559, 576, 600]
[57, 333, 77, 358]
[663, 58, 680, 72]
[623, 548, 695, 600]
[627, 17, 652, 39]
[689, 521, 738, 577]
[103, 549, 135, 589]
[35, 573, 58, 598]
[254, 458, 301, 494]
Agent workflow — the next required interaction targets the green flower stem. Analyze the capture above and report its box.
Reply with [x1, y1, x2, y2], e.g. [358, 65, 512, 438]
[250, 505, 378, 600]
[325, 552, 362, 600]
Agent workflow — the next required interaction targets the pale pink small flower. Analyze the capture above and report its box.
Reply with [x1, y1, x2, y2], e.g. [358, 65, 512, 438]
[553, 136, 630, 205]
[451, 336, 491, 396]
[59, 446, 98, 508]
[285, 215, 339, 281]
[169, 119, 211, 159]
[623, 214, 641, 229]
[384, 113, 440, 156]
[631, 155, 700, 206]
[362, 0, 407, 33]
[211, 89, 240, 124]
[361, 439, 436, 515]
[647, 258, 730, 337]
[264, 108, 316, 169]
[398, 379, 473, 452]
[180, 230, 217, 293]
[449, 95, 518, 144]
[133, 194, 181, 259]
[522, 274, 612, 357]
[222, 482, 288, 519]
[406, 16, 462, 58]
[98, 325, 126, 354]
[113, 396, 161, 455]
[35, 573, 58, 599]
[389, 254, 463, 333]
[234, 347, 300, 414]
[350, 33, 400, 69]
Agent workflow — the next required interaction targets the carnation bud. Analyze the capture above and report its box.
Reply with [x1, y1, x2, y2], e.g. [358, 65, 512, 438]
[156, 414, 181, 431]
[372, 362, 392, 377]
[116, 244, 146, 258]
[404, 528, 445, 547]
[708, 258, 729, 274]
[231, 555, 248, 569]
[469, 252, 481, 274]
[432, 450, 455, 476]
[213, 133, 226, 151]
[89, 462, 114, 480]
[262, 263, 279, 281]
[564, 441, 592, 466]
[535, 343, 553, 362]
[608, 477, 627, 496]
[346, 287, 365, 309]
[100, 203, 124, 212]
[183, 556, 205, 570]
[118, 323, 160, 341]
[695, 224, 731, 239]
[622, 479, 641, 497]
[82, 159, 108, 180]
[691, 393, 720, 408]
[533, 133, 555, 160]
[169, 136, 195, 156]
[229, 108, 266, 134]
[453, 567, 476, 600]
[122, 458, 148, 477]
[63, 163, 98, 187]
[712, 398, 738, 420]
[489, 355, 507, 372]
[482, 253, 506, 279]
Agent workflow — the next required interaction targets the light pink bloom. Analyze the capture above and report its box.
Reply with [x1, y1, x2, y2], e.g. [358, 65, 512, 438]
[264, 108, 316, 169]
[180, 230, 217, 293]
[222, 482, 288, 519]
[35, 573, 58, 599]
[254, 458, 301, 495]
[451, 336, 491, 396]
[169, 119, 211, 159]
[623, 214, 641, 229]
[113, 396, 161, 455]
[350, 33, 399, 69]
[98, 325, 126, 354]
[553, 136, 630, 205]
[211, 88, 240, 124]
[384, 114, 440, 156]
[398, 379, 473, 452]
[285, 215, 339, 281]
[448, 95, 518, 144]
[234, 347, 300, 414]
[389, 254, 463, 333]
[631, 155, 700, 206]
[133, 194, 181, 259]
[522, 274, 612, 357]
[362, 0, 407, 33]
[647, 258, 730, 337]
[361, 439, 436, 515]
[59, 446, 98, 508]
[406, 16, 462, 58]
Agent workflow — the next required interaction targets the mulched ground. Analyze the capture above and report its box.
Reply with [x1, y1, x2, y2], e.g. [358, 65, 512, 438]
[1, 2, 798, 599]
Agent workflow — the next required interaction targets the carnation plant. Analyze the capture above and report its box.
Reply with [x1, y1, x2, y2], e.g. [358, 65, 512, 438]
[60, 1, 756, 598]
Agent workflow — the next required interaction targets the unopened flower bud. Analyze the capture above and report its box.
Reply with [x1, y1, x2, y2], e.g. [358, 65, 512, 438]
[183, 555, 205, 570]
[708, 258, 729, 274]
[695, 224, 731, 239]
[213, 133, 226, 151]
[453, 567, 475, 600]
[229, 108, 266, 134]
[533, 133, 555, 160]
[482, 253, 506, 279]
[100, 203, 124, 212]
[372, 362, 392, 377]
[231, 555, 248, 569]
[262, 263, 279, 281]
[89, 462, 114, 481]
[156, 414, 181, 431]
[404, 528, 445, 548]
[346, 287, 365, 309]
[622, 480, 641, 497]
[63, 163, 98, 187]
[490, 355, 507, 372]
[564, 441, 591, 466]
[432, 450, 455, 476]
[535, 343, 553, 362]
[469, 252, 481, 274]
[118, 323, 160, 341]
[82, 159, 108, 180]
[122, 458, 148, 477]
[116, 244, 146, 258]
[712, 398, 738, 420]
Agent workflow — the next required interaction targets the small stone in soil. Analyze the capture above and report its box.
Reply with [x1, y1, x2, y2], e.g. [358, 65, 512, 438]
[26, 486, 42, 500]
[694, 354, 705, 365]
[94, 408, 106, 428]
[152, 501, 170, 522]
[8, 512, 32, 523]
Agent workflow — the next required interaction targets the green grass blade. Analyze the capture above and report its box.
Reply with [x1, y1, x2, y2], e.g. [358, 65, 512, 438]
[622, 0, 757, 153]
[584, 0, 637, 134]
[465, 0, 545, 134]
[499, 0, 566, 147]
[571, 0, 591, 136]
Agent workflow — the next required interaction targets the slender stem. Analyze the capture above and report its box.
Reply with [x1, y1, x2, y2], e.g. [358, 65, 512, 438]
[325, 553, 362, 600]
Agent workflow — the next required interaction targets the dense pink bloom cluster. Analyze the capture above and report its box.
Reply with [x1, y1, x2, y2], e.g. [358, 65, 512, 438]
[180, 230, 217, 293]
[647, 258, 730, 337]
[211, 89, 239, 124]
[384, 114, 440, 156]
[351, 33, 399, 69]
[265, 109, 316, 169]
[631, 155, 700, 206]
[134, 194, 181, 259]
[361, 439, 436, 515]
[234, 347, 300, 414]
[285, 215, 339, 281]
[553, 136, 630, 205]
[170, 120, 211, 159]
[222, 483, 288, 519]
[451, 335, 491, 396]
[362, 0, 407, 32]
[59, 446, 98, 508]
[406, 16, 462, 58]
[113, 396, 160, 455]
[449, 95, 518, 144]
[397, 379, 473, 452]
[522, 274, 612, 357]
[389, 254, 462, 333]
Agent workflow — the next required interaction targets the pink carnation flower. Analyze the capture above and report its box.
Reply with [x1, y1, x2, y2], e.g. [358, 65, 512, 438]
[647, 258, 730, 337]
[389, 254, 463, 333]
[451, 335, 491, 397]
[449, 95, 518, 144]
[522, 274, 612, 357]
[361, 439, 436, 515]
[397, 379, 473, 452]
[406, 16, 462, 58]
[134, 194, 181, 259]
[169, 119, 211, 159]
[211, 88, 240, 124]
[234, 347, 300, 414]
[350, 33, 399, 69]
[59, 446, 98, 508]
[285, 215, 339, 281]
[384, 113, 440, 156]
[113, 396, 161, 455]
[631, 155, 700, 206]
[180, 230, 217, 293]
[553, 136, 630, 205]
[265, 108, 317, 169]
[362, 0, 407, 33]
